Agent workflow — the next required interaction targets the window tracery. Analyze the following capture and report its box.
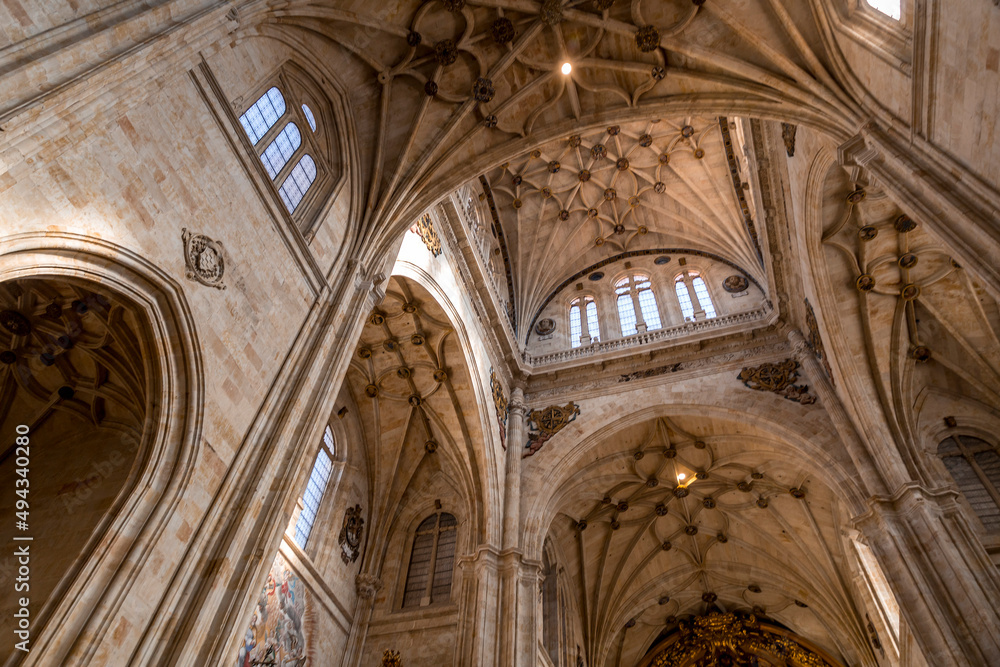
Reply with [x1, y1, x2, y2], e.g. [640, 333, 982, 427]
[615, 274, 660, 336]
[938, 435, 1000, 532]
[675, 271, 716, 321]
[236, 68, 335, 225]
[402, 512, 457, 608]
[569, 296, 599, 347]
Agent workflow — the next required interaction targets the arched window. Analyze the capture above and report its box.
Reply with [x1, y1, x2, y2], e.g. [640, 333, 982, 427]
[674, 277, 695, 321]
[675, 271, 717, 321]
[691, 275, 717, 318]
[239, 87, 286, 144]
[238, 80, 324, 217]
[569, 297, 599, 348]
[865, 0, 900, 19]
[615, 274, 661, 336]
[938, 435, 1000, 532]
[403, 512, 457, 608]
[292, 425, 336, 548]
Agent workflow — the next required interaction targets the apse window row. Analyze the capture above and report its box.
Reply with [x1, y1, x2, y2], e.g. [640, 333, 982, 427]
[570, 271, 717, 348]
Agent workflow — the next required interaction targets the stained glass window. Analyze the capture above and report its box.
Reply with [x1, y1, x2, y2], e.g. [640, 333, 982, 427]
[239, 87, 286, 144]
[292, 425, 336, 548]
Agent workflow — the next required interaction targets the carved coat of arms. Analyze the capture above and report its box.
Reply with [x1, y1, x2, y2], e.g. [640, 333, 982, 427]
[182, 228, 226, 289]
[524, 402, 580, 458]
[338, 504, 365, 564]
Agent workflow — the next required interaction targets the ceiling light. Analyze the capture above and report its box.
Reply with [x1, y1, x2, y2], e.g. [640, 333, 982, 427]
[677, 473, 686, 481]
[561, 62, 572, 75]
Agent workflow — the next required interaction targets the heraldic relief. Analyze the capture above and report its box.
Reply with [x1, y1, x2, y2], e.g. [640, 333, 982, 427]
[737, 359, 816, 405]
[523, 402, 581, 458]
[338, 504, 365, 565]
[181, 228, 226, 290]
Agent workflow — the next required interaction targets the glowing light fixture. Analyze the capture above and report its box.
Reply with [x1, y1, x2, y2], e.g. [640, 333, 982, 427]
[677, 473, 687, 481]
[561, 62, 572, 75]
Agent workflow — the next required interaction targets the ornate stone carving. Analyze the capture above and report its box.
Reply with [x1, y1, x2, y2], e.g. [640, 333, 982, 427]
[338, 503, 365, 564]
[381, 650, 402, 667]
[523, 402, 580, 457]
[490, 367, 508, 449]
[535, 317, 555, 336]
[722, 275, 749, 293]
[491, 17, 514, 44]
[737, 359, 816, 405]
[182, 228, 225, 289]
[472, 76, 495, 102]
[781, 122, 797, 157]
[410, 213, 442, 256]
[355, 573, 382, 599]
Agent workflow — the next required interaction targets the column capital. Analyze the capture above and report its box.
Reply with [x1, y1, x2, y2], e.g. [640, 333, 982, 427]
[355, 573, 383, 599]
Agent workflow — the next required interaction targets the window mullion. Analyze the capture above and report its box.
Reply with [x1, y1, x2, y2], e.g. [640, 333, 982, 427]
[424, 515, 442, 604]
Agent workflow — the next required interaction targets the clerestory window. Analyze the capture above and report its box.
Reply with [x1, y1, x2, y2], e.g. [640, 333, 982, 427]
[865, 0, 900, 20]
[238, 77, 331, 221]
[292, 425, 336, 549]
[615, 274, 661, 336]
[569, 297, 599, 348]
[675, 271, 716, 321]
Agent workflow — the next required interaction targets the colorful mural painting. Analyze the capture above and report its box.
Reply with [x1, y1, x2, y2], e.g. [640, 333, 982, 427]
[236, 553, 312, 667]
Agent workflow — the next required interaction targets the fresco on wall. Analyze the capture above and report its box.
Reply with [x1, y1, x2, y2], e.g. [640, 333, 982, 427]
[236, 553, 312, 667]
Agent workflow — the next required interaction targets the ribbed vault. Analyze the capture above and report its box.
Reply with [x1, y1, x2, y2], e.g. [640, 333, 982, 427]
[541, 416, 870, 667]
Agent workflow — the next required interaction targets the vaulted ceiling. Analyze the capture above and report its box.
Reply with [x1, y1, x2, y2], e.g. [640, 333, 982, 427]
[242, 0, 871, 264]
[543, 416, 867, 667]
[483, 115, 764, 332]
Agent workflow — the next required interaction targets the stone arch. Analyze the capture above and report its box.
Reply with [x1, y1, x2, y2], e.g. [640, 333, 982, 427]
[0, 232, 201, 666]
[390, 260, 505, 549]
[520, 405, 871, 667]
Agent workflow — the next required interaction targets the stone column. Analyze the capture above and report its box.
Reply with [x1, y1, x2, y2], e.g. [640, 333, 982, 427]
[456, 548, 501, 667]
[791, 329, 1000, 664]
[341, 573, 382, 667]
[855, 485, 1000, 666]
[503, 387, 525, 551]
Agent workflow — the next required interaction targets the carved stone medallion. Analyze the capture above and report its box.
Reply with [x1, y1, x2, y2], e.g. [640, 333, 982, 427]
[339, 503, 365, 564]
[182, 228, 226, 289]
[535, 318, 556, 336]
[723, 275, 749, 293]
